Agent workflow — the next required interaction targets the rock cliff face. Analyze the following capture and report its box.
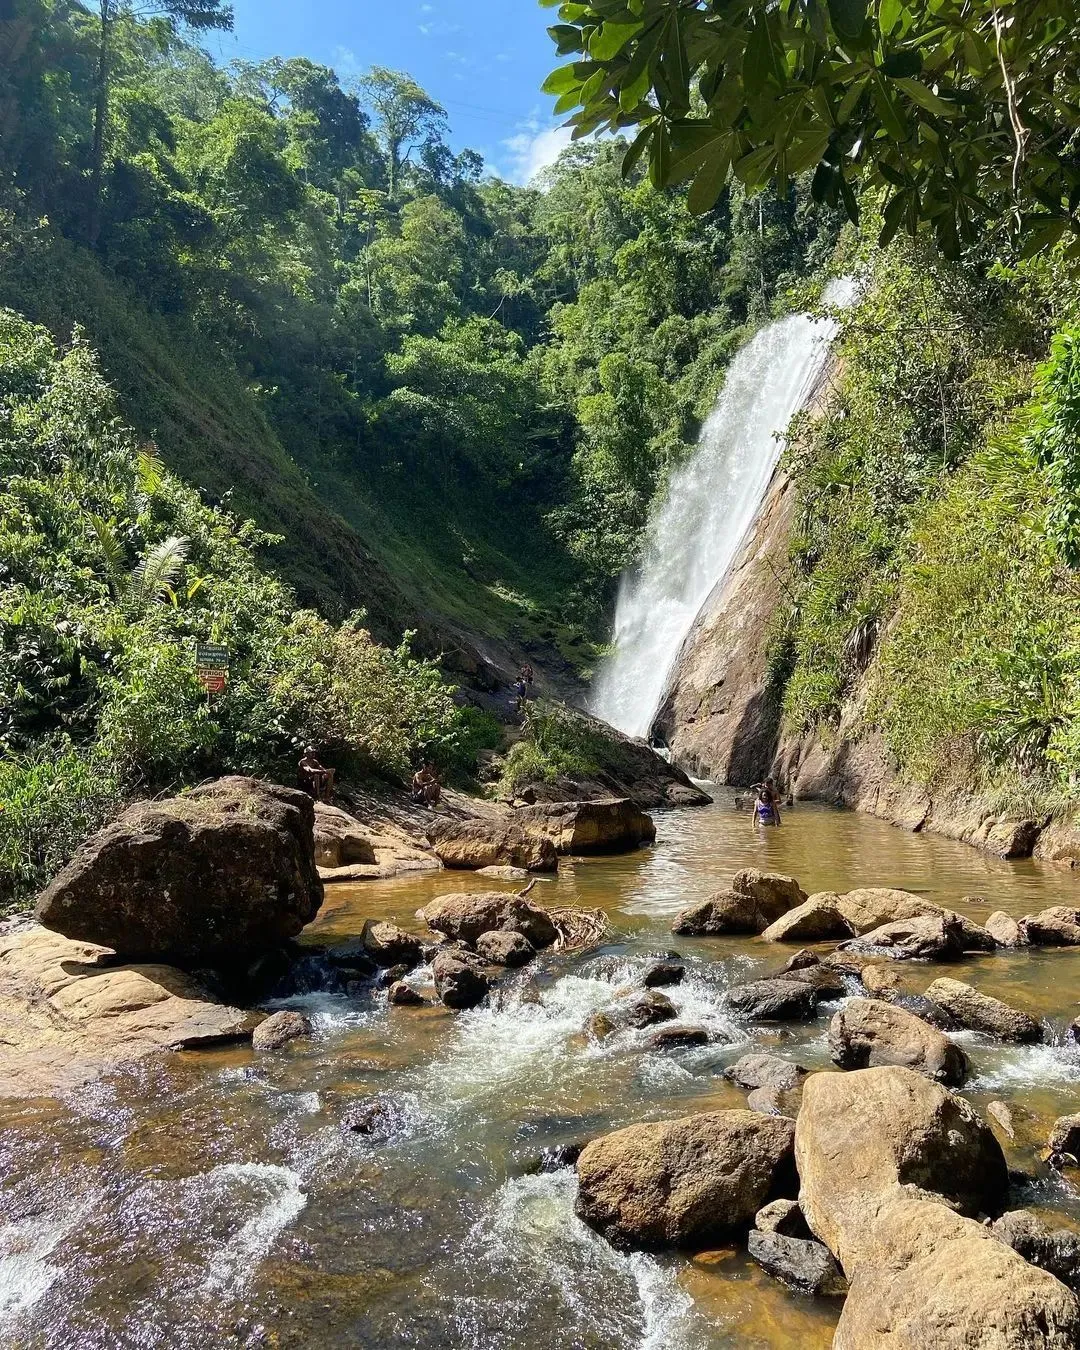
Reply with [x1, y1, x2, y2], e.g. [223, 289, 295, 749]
[654, 471, 795, 785]
[657, 469, 1067, 862]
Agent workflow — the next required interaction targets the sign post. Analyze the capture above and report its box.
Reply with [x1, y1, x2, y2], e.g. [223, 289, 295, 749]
[195, 641, 229, 698]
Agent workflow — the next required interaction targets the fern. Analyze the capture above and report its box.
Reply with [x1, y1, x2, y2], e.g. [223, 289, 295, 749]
[130, 535, 190, 610]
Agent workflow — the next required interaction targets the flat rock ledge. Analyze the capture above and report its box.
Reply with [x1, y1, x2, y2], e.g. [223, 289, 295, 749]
[0, 925, 257, 1099]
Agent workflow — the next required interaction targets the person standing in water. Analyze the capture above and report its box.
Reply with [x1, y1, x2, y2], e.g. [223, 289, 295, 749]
[751, 778, 782, 829]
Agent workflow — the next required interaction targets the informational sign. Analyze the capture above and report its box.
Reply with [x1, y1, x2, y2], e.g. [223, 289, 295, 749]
[195, 641, 229, 696]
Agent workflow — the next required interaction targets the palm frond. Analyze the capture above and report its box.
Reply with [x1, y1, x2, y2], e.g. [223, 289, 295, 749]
[86, 513, 127, 597]
[131, 535, 191, 609]
[136, 442, 164, 496]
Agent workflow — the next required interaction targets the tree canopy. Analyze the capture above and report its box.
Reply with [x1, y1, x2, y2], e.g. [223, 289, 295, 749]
[541, 0, 1080, 258]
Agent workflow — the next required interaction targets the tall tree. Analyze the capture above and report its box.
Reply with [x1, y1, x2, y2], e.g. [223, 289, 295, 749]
[87, 0, 232, 245]
[357, 66, 447, 200]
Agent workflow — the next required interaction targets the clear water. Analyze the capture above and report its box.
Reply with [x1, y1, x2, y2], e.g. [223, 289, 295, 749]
[591, 278, 859, 739]
[3, 794, 1080, 1349]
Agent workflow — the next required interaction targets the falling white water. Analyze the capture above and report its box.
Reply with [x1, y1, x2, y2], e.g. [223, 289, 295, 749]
[591, 276, 860, 738]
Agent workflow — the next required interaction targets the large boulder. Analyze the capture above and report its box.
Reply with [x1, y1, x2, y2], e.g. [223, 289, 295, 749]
[312, 801, 376, 869]
[672, 889, 763, 936]
[426, 818, 557, 873]
[794, 1067, 1007, 1272]
[1019, 907, 1080, 946]
[828, 999, 967, 1084]
[833, 1192, 1080, 1349]
[833, 887, 941, 933]
[0, 925, 255, 1097]
[673, 870, 806, 936]
[420, 891, 558, 948]
[925, 977, 1042, 1043]
[725, 978, 821, 1022]
[35, 777, 323, 966]
[512, 799, 656, 854]
[574, 1109, 795, 1249]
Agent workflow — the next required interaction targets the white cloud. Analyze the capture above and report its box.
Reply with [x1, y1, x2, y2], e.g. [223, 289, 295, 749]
[333, 45, 360, 80]
[501, 120, 574, 185]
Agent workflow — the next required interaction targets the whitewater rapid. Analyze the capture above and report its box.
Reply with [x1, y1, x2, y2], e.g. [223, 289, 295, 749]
[591, 277, 858, 739]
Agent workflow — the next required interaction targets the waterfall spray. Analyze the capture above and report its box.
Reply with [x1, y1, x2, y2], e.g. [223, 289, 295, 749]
[591, 277, 858, 739]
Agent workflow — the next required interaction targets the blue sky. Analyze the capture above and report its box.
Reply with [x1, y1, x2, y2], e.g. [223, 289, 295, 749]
[209, 0, 572, 184]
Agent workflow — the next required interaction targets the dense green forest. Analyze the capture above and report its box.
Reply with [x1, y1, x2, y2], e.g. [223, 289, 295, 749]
[4, 0, 1080, 902]
[0, 0, 838, 899]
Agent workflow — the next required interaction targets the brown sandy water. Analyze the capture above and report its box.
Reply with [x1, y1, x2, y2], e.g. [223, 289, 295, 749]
[2, 794, 1079, 1349]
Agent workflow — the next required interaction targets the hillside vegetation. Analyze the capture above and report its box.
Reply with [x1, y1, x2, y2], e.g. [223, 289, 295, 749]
[769, 239, 1080, 815]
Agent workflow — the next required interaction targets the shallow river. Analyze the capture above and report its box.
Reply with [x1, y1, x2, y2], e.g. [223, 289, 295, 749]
[3, 794, 1080, 1349]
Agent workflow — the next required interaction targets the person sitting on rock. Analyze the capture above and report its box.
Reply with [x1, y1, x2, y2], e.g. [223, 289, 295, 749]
[299, 747, 335, 802]
[411, 761, 441, 808]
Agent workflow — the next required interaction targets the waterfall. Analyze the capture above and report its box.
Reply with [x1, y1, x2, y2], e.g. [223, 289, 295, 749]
[590, 276, 858, 739]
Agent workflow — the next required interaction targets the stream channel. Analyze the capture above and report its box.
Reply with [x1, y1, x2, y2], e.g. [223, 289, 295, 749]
[3, 793, 1080, 1349]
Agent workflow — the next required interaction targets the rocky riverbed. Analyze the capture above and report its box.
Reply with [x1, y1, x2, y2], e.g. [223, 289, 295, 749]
[4, 791, 1080, 1348]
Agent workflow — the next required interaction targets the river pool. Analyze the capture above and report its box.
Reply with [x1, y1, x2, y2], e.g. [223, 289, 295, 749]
[2, 794, 1080, 1349]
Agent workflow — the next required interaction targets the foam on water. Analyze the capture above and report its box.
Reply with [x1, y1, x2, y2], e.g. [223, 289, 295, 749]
[474, 1171, 706, 1350]
[0, 1198, 94, 1327]
[197, 1163, 307, 1299]
[967, 1039, 1080, 1093]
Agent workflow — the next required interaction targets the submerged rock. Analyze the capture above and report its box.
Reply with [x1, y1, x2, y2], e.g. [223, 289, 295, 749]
[341, 1093, 410, 1141]
[828, 998, 967, 1085]
[426, 818, 557, 873]
[747, 1229, 847, 1297]
[574, 1109, 796, 1249]
[0, 926, 256, 1097]
[647, 1024, 709, 1050]
[925, 977, 1042, 1043]
[420, 891, 557, 948]
[35, 776, 322, 966]
[251, 1009, 311, 1051]
[859, 963, 957, 1029]
[724, 978, 821, 1022]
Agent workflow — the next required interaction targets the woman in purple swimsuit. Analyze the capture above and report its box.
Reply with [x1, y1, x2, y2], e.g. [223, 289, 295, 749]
[751, 779, 782, 829]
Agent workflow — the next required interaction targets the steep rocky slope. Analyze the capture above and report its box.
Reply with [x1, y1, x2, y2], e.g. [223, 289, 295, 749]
[657, 467, 1080, 864]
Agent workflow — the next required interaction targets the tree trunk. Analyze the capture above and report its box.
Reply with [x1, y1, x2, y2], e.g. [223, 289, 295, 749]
[87, 0, 112, 248]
